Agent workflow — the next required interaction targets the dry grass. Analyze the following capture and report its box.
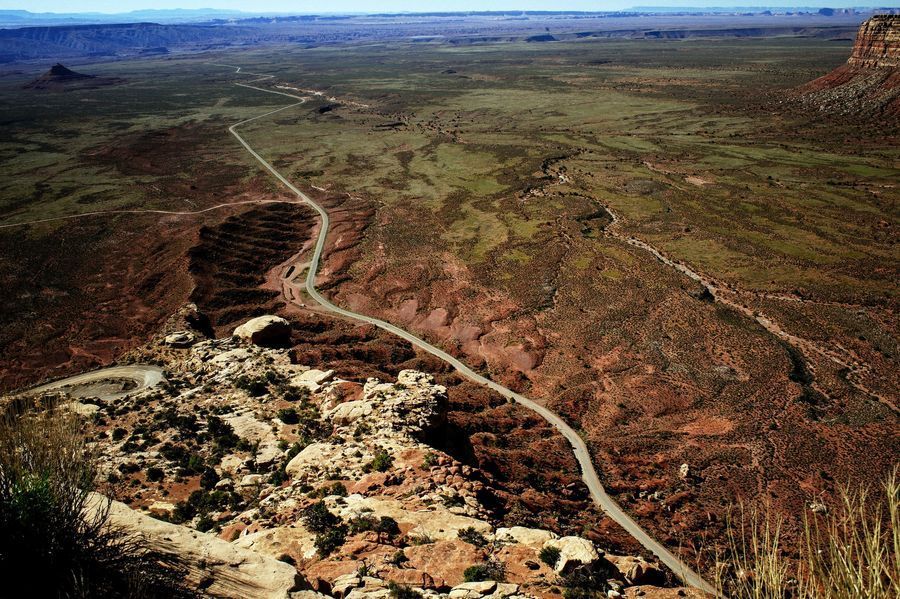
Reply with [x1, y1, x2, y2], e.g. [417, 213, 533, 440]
[0, 405, 190, 598]
[716, 470, 899, 599]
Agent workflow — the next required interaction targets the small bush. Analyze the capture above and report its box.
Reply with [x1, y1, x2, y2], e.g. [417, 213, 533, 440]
[314, 525, 348, 557]
[302, 501, 340, 534]
[146, 467, 165, 482]
[376, 516, 401, 539]
[111, 427, 127, 441]
[235, 375, 268, 397]
[200, 467, 219, 490]
[388, 582, 421, 599]
[280, 385, 309, 402]
[277, 408, 299, 425]
[458, 526, 487, 547]
[408, 534, 433, 545]
[364, 450, 394, 473]
[539, 546, 561, 568]
[422, 452, 438, 469]
[463, 561, 505, 583]
[206, 416, 240, 450]
[349, 515, 378, 534]
[196, 515, 215, 533]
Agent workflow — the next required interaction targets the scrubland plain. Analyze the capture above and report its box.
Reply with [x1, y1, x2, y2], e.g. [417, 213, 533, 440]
[1, 34, 896, 573]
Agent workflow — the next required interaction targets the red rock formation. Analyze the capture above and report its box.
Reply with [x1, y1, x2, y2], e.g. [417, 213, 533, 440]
[799, 15, 900, 116]
[847, 15, 900, 68]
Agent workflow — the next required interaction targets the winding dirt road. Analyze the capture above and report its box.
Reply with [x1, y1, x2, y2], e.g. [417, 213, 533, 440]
[24, 365, 165, 401]
[217, 64, 717, 595]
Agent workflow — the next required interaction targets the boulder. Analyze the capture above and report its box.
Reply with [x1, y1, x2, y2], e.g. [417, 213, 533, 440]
[491, 583, 521, 598]
[404, 539, 485, 587]
[164, 331, 196, 348]
[494, 526, 557, 549]
[89, 494, 299, 598]
[331, 573, 362, 597]
[383, 568, 438, 589]
[543, 536, 600, 573]
[257, 440, 285, 467]
[239, 474, 265, 487]
[334, 495, 492, 542]
[606, 555, 664, 586]
[623, 586, 708, 599]
[290, 592, 331, 599]
[235, 526, 319, 562]
[285, 443, 335, 477]
[290, 369, 335, 393]
[449, 581, 497, 598]
[234, 315, 291, 347]
[326, 400, 375, 425]
[346, 589, 391, 599]
[626, 561, 664, 586]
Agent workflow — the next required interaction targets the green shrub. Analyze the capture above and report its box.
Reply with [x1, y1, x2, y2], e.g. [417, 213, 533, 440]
[302, 501, 340, 534]
[206, 416, 240, 450]
[458, 526, 487, 547]
[280, 385, 310, 402]
[196, 515, 215, 533]
[349, 515, 377, 534]
[235, 375, 268, 397]
[0, 408, 190, 597]
[364, 450, 393, 473]
[146, 467, 165, 482]
[422, 452, 438, 468]
[314, 525, 348, 557]
[376, 516, 401, 539]
[200, 467, 219, 490]
[539, 545, 561, 568]
[388, 582, 421, 599]
[463, 561, 505, 583]
[277, 408, 299, 425]
[171, 489, 240, 524]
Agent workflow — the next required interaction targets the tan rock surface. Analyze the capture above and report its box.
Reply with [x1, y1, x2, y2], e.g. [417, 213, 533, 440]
[90, 494, 300, 598]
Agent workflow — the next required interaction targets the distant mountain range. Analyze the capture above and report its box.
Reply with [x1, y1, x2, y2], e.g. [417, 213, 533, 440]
[0, 8, 259, 27]
[0, 8, 884, 65]
[3, 7, 899, 28]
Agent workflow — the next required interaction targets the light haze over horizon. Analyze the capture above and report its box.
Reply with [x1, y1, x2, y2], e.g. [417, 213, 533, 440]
[2, 1, 897, 13]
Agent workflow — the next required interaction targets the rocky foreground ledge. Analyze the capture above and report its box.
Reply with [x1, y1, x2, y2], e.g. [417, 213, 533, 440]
[41, 312, 705, 599]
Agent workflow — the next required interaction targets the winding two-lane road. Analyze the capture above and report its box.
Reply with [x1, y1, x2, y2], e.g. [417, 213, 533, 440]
[219, 64, 716, 595]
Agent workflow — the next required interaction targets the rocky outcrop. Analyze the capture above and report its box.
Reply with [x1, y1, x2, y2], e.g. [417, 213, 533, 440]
[797, 15, 900, 116]
[23, 63, 121, 90]
[59, 333, 696, 598]
[848, 15, 900, 68]
[234, 315, 292, 346]
[88, 494, 301, 598]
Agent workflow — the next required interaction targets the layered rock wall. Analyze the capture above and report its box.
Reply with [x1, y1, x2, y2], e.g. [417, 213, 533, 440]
[847, 15, 900, 68]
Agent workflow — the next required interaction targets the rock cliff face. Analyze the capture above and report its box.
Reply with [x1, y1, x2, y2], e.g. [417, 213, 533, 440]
[22, 312, 704, 599]
[847, 15, 900, 68]
[798, 15, 900, 116]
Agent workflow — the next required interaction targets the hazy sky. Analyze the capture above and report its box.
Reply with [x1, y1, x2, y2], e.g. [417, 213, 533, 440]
[0, 0, 900, 13]
[4, 1, 897, 13]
